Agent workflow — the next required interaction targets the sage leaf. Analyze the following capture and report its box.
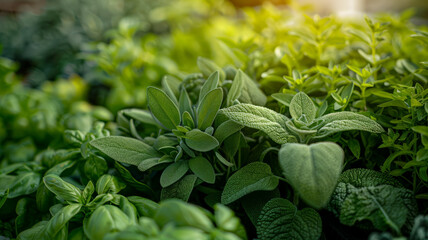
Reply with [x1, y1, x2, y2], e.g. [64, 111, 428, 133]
[197, 88, 223, 130]
[227, 69, 244, 106]
[236, 70, 267, 106]
[189, 156, 215, 184]
[161, 175, 198, 202]
[289, 92, 317, 123]
[221, 162, 279, 204]
[279, 142, 344, 208]
[90, 136, 161, 166]
[147, 86, 180, 130]
[220, 104, 291, 144]
[316, 112, 384, 137]
[199, 71, 219, 101]
[185, 129, 219, 152]
[122, 108, 159, 126]
[197, 57, 226, 82]
[257, 198, 322, 240]
[160, 161, 189, 188]
[43, 175, 83, 203]
[214, 120, 244, 144]
[179, 88, 194, 117]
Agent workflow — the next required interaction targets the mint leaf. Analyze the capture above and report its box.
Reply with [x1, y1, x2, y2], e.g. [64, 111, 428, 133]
[221, 162, 279, 204]
[220, 104, 292, 144]
[279, 142, 344, 208]
[257, 198, 322, 240]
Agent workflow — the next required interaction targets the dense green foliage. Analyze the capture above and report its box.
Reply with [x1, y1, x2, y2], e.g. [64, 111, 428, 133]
[1, 0, 428, 239]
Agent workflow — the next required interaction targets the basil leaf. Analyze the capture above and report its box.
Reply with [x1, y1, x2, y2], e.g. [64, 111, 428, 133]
[220, 104, 292, 144]
[84, 205, 131, 240]
[160, 161, 189, 188]
[257, 198, 322, 240]
[185, 129, 219, 152]
[45, 204, 82, 238]
[279, 142, 344, 208]
[90, 136, 161, 166]
[128, 196, 159, 218]
[43, 175, 83, 203]
[96, 174, 126, 194]
[289, 92, 317, 123]
[147, 86, 180, 130]
[82, 181, 94, 204]
[189, 156, 215, 184]
[154, 199, 213, 232]
[7, 172, 41, 198]
[197, 88, 223, 130]
[221, 162, 279, 204]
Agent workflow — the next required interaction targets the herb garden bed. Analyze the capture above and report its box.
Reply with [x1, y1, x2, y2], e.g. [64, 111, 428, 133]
[0, 1, 427, 240]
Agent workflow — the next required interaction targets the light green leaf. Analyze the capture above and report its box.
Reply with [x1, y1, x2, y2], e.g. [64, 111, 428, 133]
[45, 204, 82, 238]
[154, 199, 213, 232]
[122, 108, 159, 126]
[185, 129, 219, 152]
[221, 162, 279, 204]
[257, 198, 322, 240]
[84, 205, 131, 240]
[289, 92, 317, 123]
[220, 104, 291, 144]
[147, 87, 180, 130]
[189, 156, 215, 184]
[160, 161, 189, 188]
[161, 175, 198, 202]
[279, 142, 344, 208]
[199, 71, 219, 102]
[90, 136, 161, 166]
[127, 196, 159, 218]
[197, 57, 226, 82]
[162, 76, 179, 105]
[96, 174, 126, 195]
[43, 175, 82, 203]
[316, 112, 384, 137]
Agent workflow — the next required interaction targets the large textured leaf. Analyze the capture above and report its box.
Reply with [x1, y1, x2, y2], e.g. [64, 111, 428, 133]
[90, 136, 161, 166]
[316, 112, 384, 137]
[328, 169, 418, 233]
[221, 162, 279, 204]
[220, 104, 291, 144]
[197, 88, 223, 130]
[257, 198, 322, 240]
[147, 87, 180, 130]
[279, 142, 344, 208]
[289, 92, 317, 123]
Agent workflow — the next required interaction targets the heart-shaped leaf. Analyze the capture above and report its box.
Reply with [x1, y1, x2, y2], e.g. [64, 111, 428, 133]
[279, 142, 344, 208]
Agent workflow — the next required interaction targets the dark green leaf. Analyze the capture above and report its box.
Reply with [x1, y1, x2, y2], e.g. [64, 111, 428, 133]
[160, 161, 189, 188]
[189, 156, 215, 184]
[185, 129, 219, 152]
[147, 87, 180, 130]
[197, 88, 223, 130]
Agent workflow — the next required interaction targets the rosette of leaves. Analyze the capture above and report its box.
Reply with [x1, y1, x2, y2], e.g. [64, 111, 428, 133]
[221, 91, 384, 208]
[327, 169, 418, 235]
[91, 68, 266, 200]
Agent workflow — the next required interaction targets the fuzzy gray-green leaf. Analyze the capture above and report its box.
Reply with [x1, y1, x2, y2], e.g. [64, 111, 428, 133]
[290, 92, 317, 123]
[220, 104, 291, 144]
[147, 86, 180, 130]
[185, 129, 219, 152]
[279, 142, 344, 208]
[160, 161, 189, 188]
[189, 156, 215, 184]
[197, 88, 223, 130]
